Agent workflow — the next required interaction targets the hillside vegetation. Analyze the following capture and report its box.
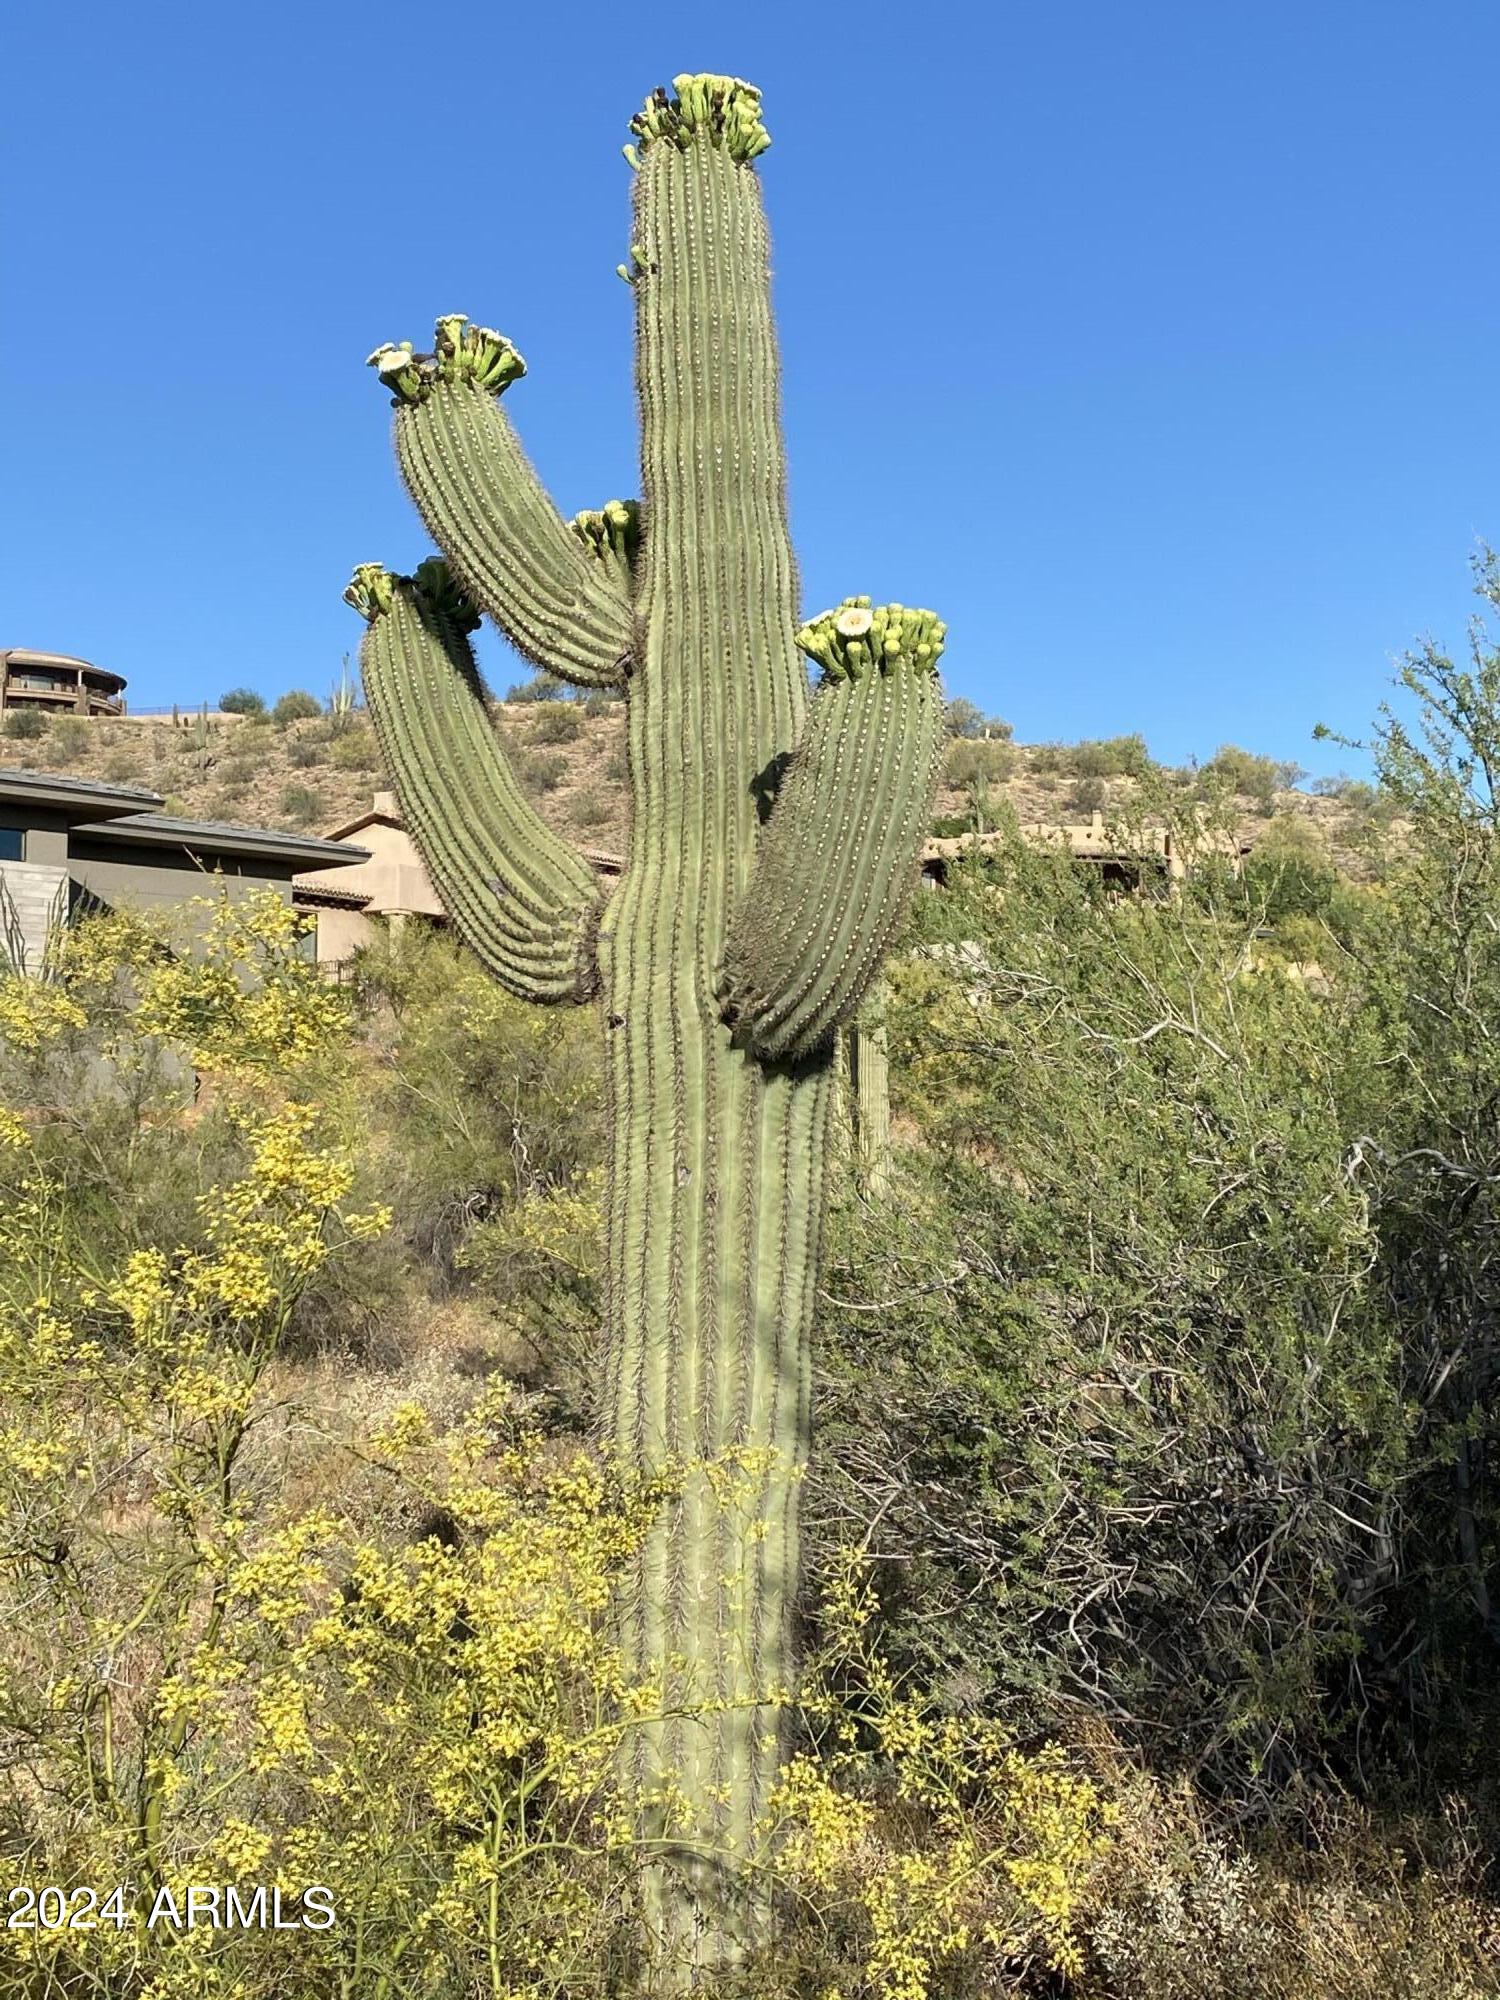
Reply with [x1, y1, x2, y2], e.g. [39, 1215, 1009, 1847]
[0, 680, 1378, 868]
[3, 567, 1500, 1995]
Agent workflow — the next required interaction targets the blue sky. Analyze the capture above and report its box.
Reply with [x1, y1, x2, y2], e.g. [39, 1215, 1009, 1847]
[5, 1, 1496, 776]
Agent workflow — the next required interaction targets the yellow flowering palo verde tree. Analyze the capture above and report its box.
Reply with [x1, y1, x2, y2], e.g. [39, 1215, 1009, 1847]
[347, 73, 947, 1974]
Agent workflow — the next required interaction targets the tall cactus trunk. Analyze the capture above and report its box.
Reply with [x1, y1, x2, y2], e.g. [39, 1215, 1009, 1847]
[603, 132, 828, 1961]
[348, 74, 946, 1985]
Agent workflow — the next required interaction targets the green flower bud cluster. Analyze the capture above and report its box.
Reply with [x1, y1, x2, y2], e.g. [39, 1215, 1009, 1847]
[343, 559, 480, 636]
[796, 598, 948, 683]
[343, 562, 398, 622]
[432, 314, 527, 395]
[364, 342, 433, 407]
[615, 241, 650, 286]
[570, 498, 641, 568]
[366, 317, 525, 407]
[629, 73, 771, 162]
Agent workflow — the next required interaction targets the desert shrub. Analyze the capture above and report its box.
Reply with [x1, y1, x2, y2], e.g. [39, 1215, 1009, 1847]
[272, 688, 323, 727]
[506, 670, 566, 702]
[279, 782, 322, 826]
[530, 701, 584, 745]
[44, 716, 89, 764]
[944, 738, 1013, 786]
[582, 688, 621, 716]
[1086, 1773, 1499, 1999]
[1066, 774, 1109, 817]
[102, 743, 148, 783]
[604, 745, 629, 783]
[811, 828, 1407, 1803]
[568, 788, 611, 828]
[944, 697, 985, 739]
[522, 750, 569, 794]
[216, 751, 262, 789]
[2, 708, 46, 740]
[218, 686, 266, 716]
[1030, 733, 1153, 781]
[1202, 741, 1305, 807]
[289, 735, 328, 767]
[349, 928, 602, 1296]
[329, 723, 380, 771]
[1231, 815, 1340, 924]
[943, 698, 1010, 741]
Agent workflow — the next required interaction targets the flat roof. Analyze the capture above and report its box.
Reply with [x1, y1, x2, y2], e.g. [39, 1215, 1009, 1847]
[74, 812, 371, 869]
[0, 764, 163, 819]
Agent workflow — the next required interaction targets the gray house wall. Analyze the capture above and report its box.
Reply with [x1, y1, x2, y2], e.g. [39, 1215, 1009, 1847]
[0, 803, 71, 869]
[65, 838, 298, 922]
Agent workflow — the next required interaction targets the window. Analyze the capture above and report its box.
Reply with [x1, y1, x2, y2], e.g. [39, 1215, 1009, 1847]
[0, 828, 23, 862]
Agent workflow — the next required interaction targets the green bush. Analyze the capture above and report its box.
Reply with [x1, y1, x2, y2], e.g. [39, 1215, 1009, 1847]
[217, 752, 263, 788]
[102, 745, 148, 784]
[567, 789, 611, 829]
[944, 697, 1011, 741]
[945, 738, 1014, 786]
[530, 702, 583, 745]
[603, 745, 630, 784]
[522, 751, 568, 794]
[289, 737, 328, 768]
[218, 687, 266, 716]
[1232, 817, 1339, 924]
[1030, 733, 1153, 781]
[330, 725, 380, 772]
[505, 671, 566, 703]
[1066, 775, 1109, 817]
[279, 783, 322, 826]
[272, 689, 323, 728]
[1202, 742, 1305, 806]
[1, 708, 46, 740]
[46, 717, 90, 765]
[812, 838, 1402, 1801]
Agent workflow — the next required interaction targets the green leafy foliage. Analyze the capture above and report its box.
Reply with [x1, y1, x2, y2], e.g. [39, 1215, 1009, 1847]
[530, 702, 584, 745]
[218, 687, 266, 716]
[272, 689, 323, 727]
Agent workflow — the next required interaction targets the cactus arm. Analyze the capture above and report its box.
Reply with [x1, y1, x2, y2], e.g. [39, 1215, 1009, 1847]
[718, 602, 946, 1063]
[369, 319, 634, 689]
[345, 561, 603, 1003]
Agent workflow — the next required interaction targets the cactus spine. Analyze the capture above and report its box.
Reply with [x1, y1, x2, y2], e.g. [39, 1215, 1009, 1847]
[348, 74, 945, 1977]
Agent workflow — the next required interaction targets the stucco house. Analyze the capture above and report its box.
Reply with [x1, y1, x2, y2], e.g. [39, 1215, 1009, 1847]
[0, 766, 369, 972]
[0, 649, 127, 717]
[293, 791, 623, 968]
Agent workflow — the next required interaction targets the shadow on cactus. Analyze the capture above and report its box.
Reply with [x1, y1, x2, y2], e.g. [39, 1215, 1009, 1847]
[345, 70, 946, 1980]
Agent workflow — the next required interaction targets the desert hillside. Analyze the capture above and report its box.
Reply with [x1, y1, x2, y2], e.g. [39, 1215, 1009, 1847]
[0, 694, 1377, 869]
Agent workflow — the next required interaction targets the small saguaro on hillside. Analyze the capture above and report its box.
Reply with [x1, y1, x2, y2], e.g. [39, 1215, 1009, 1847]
[346, 73, 946, 1977]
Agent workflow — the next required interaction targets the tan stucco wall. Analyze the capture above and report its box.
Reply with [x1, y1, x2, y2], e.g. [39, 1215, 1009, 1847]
[314, 906, 377, 963]
[297, 817, 442, 917]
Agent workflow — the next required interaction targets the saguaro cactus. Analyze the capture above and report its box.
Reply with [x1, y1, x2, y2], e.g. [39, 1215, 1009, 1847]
[347, 74, 945, 1972]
